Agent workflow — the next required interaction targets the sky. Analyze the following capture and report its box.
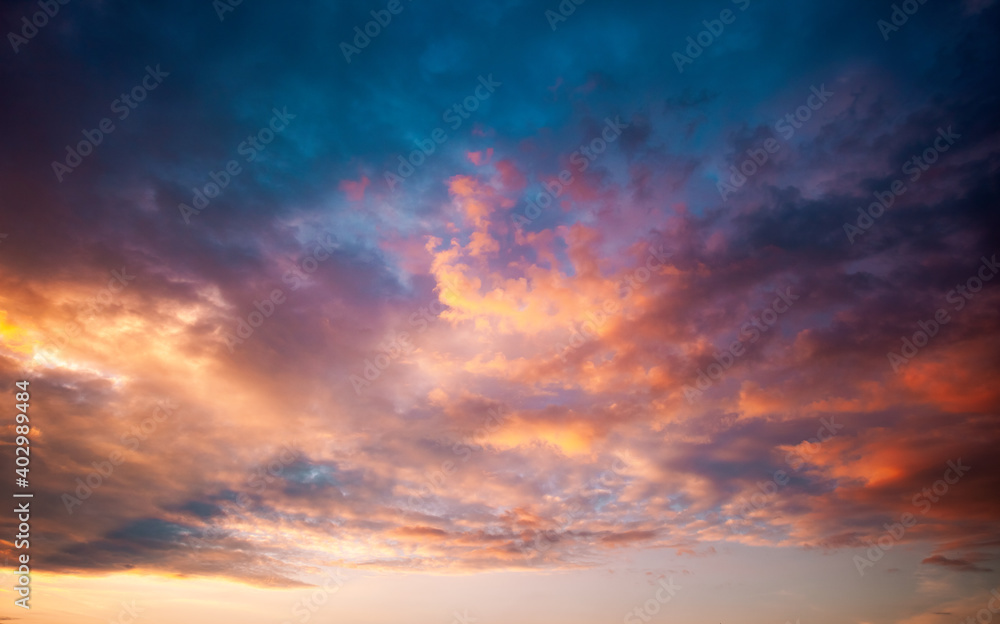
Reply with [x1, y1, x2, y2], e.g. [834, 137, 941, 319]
[1, 0, 999, 622]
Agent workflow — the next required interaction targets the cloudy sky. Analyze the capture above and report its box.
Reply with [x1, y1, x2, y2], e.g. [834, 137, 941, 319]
[1, 0, 999, 622]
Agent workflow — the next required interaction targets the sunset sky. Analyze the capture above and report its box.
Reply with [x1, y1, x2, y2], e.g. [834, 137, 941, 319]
[1, 0, 999, 623]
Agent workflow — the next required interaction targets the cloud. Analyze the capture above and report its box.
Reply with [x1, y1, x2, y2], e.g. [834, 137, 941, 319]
[921, 555, 994, 573]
